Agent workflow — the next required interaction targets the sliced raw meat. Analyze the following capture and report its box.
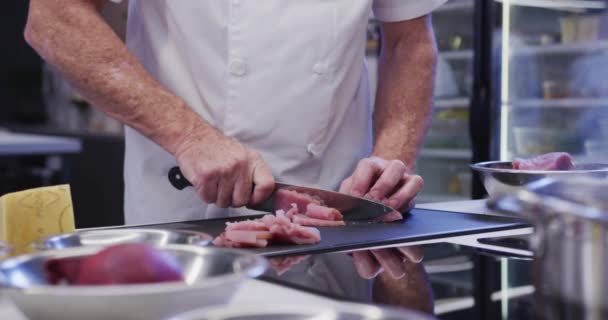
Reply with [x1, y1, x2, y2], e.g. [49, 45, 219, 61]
[270, 223, 321, 245]
[225, 230, 272, 245]
[293, 214, 346, 227]
[305, 203, 343, 221]
[212, 233, 268, 248]
[512, 152, 575, 171]
[274, 189, 323, 212]
[226, 219, 268, 231]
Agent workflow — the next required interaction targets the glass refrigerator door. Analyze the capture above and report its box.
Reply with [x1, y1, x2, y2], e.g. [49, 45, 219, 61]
[496, 0, 608, 162]
[417, 0, 475, 203]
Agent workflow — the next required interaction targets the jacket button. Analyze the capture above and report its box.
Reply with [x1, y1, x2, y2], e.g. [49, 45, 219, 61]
[307, 144, 319, 156]
[313, 62, 327, 75]
[229, 59, 247, 76]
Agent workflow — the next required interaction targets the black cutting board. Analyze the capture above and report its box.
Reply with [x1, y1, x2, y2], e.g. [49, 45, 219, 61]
[139, 208, 528, 257]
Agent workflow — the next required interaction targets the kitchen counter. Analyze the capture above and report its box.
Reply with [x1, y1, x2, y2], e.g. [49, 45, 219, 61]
[0, 131, 81, 156]
[0, 199, 535, 319]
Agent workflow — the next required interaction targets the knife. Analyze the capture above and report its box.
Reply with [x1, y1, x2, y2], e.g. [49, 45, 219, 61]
[168, 166, 396, 221]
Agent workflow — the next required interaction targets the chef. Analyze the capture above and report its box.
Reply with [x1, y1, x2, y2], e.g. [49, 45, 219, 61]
[25, 0, 443, 297]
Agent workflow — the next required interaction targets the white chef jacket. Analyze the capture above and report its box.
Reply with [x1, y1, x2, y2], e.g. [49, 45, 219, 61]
[122, 0, 445, 225]
[119, 0, 445, 303]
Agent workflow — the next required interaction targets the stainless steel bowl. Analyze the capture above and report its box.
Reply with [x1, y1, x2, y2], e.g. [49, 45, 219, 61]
[0, 245, 267, 320]
[470, 161, 608, 197]
[170, 302, 436, 320]
[36, 228, 213, 250]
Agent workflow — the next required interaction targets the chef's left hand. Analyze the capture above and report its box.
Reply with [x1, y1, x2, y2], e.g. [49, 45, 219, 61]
[340, 156, 425, 279]
[340, 156, 423, 213]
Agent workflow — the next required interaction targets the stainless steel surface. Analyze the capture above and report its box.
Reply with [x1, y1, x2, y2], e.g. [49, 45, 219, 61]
[471, 160, 608, 197]
[251, 182, 395, 221]
[170, 303, 436, 320]
[0, 245, 267, 320]
[488, 176, 608, 319]
[36, 228, 213, 250]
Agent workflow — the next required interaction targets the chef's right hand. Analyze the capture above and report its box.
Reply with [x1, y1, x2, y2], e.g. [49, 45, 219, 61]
[173, 126, 275, 208]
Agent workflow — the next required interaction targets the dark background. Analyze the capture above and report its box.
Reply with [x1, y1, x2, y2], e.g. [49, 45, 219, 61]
[1, 1, 125, 228]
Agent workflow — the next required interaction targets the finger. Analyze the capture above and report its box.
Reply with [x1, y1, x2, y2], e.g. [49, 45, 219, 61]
[396, 246, 424, 263]
[352, 250, 382, 279]
[371, 249, 406, 279]
[350, 158, 381, 197]
[338, 177, 352, 194]
[367, 160, 406, 201]
[199, 173, 219, 204]
[232, 168, 253, 208]
[387, 174, 424, 211]
[216, 170, 237, 208]
[370, 156, 388, 168]
[250, 162, 275, 206]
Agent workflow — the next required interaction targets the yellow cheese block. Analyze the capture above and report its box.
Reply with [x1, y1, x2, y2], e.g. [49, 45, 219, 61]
[0, 185, 75, 255]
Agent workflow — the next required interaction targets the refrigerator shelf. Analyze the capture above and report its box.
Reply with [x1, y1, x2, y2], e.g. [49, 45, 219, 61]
[435, 97, 470, 109]
[420, 148, 472, 159]
[506, 98, 608, 108]
[440, 49, 473, 60]
[511, 40, 608, 56]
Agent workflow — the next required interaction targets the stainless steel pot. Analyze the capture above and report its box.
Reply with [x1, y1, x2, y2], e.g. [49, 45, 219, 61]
[488, 176, 608, 320]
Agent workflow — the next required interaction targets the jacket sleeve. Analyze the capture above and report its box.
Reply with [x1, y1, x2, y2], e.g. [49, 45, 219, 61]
[372, 0, 448, 22]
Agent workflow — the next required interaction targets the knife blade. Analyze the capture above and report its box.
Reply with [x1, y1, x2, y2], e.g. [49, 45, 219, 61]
[168, 166, 396, 221]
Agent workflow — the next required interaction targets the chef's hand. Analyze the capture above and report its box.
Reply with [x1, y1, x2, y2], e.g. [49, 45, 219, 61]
[340, 156, 423, 213]
[340, 156, 425, 279]
[174, 125, 275, 208]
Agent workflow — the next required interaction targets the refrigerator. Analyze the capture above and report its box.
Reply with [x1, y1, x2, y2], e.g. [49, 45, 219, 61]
[366, 0, 608, 202]
[471, 0, 608, 198]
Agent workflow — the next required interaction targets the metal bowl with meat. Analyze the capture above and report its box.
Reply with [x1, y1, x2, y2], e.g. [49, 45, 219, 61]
[0, 244, 267, 320]
[471, 160, 608, 197]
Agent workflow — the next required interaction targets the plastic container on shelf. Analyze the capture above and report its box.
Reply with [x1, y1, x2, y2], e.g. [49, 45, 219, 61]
[416, 158, 470, 196]
[513, 127, 584, 156]
[560, 14, 601, 43]
[585, 139, 608, 159]
[426, 109, 470, 148]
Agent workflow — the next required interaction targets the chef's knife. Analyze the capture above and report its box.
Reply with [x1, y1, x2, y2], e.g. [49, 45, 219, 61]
[168, 166, 396, 221]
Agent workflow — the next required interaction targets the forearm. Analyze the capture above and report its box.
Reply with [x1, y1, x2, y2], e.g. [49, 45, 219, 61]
[372, 16, 437, 170]
[25, 0, 211, 155]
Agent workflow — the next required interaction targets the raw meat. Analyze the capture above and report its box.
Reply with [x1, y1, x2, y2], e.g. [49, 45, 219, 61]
[274, 189, 323, 212]
[292, 214, 345, 227]
[46, 243, 184, 285]
[512, 152, 575, 171]
[213, 189, 404, 249]
[269, 222, 321, 245]
[305, 203, 343, 221]
[45, 256, 83, 285]
[213, 195, 339, 248]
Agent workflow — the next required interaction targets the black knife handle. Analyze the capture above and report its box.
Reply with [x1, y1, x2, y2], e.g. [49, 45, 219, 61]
[168, 166, 193, 190]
